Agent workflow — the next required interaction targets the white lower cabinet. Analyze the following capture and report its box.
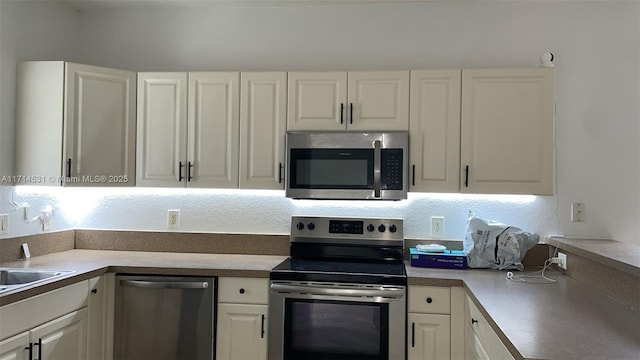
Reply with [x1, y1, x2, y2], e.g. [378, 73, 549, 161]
[29, 309, 88, 360]
[0, 331, 30, 360]
[408, 313, 451, 360]
[0, 281, 91, 360]
[87, 274, 114, 360]
[464, 294, 515, 360]
[407, 286, 451, 360]
[216, 277, 269, 360]
[217, 303, 268, 360]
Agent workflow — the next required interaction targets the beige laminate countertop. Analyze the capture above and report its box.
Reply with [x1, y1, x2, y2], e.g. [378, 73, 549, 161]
[0, 249, 287, 306]
[407, 265, 640, 360]
[1, 249, 639, 360]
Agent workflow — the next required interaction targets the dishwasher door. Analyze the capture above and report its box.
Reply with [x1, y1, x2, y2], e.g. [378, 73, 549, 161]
[114, 275, 215, 360]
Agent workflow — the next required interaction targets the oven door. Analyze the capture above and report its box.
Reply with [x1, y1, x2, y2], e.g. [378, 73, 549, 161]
[269, 281, 406, 360]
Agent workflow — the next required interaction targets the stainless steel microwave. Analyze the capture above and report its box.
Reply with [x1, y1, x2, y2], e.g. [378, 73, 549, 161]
[285, 132, 408, 200]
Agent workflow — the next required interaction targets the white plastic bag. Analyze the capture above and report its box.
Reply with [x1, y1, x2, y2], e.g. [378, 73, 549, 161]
[464, 211, 539, 271]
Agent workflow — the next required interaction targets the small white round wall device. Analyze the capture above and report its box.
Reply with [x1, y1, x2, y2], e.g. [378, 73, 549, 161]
[540, 52, 555, 68]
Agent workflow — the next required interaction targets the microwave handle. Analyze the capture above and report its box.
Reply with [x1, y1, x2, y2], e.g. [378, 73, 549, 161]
[374, 140, 381, 198]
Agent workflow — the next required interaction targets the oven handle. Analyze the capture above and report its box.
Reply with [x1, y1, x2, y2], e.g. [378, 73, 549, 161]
[270, 283, 405, 299]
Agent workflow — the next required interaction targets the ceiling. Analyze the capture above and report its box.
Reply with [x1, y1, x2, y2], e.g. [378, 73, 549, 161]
[59, 0, 449, 10]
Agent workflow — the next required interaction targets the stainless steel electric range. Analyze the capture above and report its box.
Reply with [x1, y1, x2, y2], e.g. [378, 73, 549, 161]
[269, 216, 407, 360]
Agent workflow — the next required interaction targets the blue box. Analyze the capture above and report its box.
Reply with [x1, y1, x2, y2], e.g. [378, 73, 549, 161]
[409, 248, 468, 269]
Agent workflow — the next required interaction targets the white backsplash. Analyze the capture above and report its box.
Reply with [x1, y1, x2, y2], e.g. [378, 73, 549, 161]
[0, 186, 558, 240]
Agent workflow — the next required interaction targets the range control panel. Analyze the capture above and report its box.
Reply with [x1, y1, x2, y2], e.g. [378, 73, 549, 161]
[291, 216, 403, 243]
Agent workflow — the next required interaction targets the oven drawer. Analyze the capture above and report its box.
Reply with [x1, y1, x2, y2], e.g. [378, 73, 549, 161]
[218, 277, 269, 304]
[408, 286, 451, 314]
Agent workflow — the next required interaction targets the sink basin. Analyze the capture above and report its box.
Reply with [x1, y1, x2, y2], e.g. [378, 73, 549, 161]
[0, 268, 75, 294]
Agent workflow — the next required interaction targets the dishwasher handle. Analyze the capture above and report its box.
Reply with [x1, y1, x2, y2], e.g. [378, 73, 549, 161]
[120, 279, 209, 289]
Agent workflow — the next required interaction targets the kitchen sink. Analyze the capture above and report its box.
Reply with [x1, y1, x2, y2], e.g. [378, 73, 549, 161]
[0, 268, 75, 294]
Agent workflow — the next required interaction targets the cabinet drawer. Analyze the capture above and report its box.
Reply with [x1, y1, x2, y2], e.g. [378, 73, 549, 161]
[465, 296, 514, 360]
[408, 286, 450, 314]
[218, 277, 269, 304]
[0, 280, 89, 340]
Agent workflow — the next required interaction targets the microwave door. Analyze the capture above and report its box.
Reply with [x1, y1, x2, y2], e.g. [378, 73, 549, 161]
[287, 148, 376, 199]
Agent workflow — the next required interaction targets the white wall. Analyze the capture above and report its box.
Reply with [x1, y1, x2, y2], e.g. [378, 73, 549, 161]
[1, 1, 638, 245]
[0, 0, 79, 178]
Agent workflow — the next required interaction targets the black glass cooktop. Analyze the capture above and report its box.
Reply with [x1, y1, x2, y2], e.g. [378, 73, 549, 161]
[270, 258, 407, 286]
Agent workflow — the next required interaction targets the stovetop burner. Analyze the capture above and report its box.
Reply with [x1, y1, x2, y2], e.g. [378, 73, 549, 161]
[270, 216, 407, 286]
[270, 258, 406, 285]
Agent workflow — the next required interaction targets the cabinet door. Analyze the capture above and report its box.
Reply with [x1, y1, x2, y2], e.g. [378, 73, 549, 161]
[287, 72, 347, 131]
[409, 70, 461, 192]
[216, 304, 267, 360]
[407, 313, 451, 360]
[87, 274, 114, 360]
[461, 68, 554, 195]
[15, 61, 65, 186]
[347, 71, 409, 131]
[240, 72, 287, 189]
[465, 322, 490, 360]
[64, 63, 136, 186]
[136, 72, 188, 187]
[30, 308, 88, 360]
[188, 72, 240, 188]
[0, 332, 30, 360]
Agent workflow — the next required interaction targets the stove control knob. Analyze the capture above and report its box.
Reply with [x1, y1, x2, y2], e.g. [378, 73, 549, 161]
[367, 224, 375, 232]
[307, 222, 315, 231]
[389, 224, 397, 233]
[378, 224, 386, 233]
[296, 222, 305, 231]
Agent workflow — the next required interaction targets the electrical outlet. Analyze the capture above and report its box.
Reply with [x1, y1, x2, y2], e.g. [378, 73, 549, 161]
[42, 219, 51, 231]
[430, 216, 444, 237]
[168, 210, 180, 229]
[23, 204, 30, 221]
[571, 202, 585, 222]
[557, 252, 567, 270]
[40, 207, 53, 231]
[0, 214, 8, 235]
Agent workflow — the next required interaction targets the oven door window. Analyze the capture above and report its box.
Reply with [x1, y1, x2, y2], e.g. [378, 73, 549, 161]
[289, 149, 374, 189]
[283, 299, 389, 360]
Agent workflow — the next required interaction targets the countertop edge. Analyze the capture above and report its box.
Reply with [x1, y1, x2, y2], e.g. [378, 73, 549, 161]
[2, 250, 638, 360]
[544, 237, 640, 276]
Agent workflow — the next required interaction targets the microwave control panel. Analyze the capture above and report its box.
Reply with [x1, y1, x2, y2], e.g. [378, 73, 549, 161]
[381, 149, 403, 190]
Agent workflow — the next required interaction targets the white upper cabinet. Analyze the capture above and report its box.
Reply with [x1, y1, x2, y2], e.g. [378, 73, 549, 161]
[136, 72, 188, 187]
[239, 72, 287, 189]
[15, 61, 136, 186]
[188, 72, 240, 188]
[460, 68, 554, 195]
[346, 71, 410, 131]
[136, 72, 240, 188]
[287, 72, 347, 131]
[409, 70, 461, 193]
[287, 71, 409, 131]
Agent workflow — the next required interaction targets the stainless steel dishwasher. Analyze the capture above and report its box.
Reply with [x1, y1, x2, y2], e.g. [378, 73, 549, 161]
[114, 275, 215, 360]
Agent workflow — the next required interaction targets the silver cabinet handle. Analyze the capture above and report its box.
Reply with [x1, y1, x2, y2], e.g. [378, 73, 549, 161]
[120, 280, 209, 289]
[373, 140, 381, 198]
[270, 283, 404, 299]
